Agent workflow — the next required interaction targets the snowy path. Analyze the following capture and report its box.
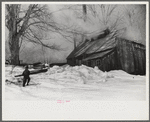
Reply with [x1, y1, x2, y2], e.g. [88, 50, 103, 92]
[5, 65, 146, 101]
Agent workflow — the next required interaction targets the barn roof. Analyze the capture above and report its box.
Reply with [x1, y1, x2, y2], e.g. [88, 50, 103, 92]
[85, 34, 116, 55]
[67, 39, 88, 59]
[83, 48, 114, 61]
[67, 32, 117, 59]
[67, 30, 145, 60]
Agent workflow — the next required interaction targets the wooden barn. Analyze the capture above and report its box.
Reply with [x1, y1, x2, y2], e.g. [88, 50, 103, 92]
[67, 31, 146, 75]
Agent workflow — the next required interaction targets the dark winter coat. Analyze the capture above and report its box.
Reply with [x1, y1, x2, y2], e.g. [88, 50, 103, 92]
[22, 69, 30, 78]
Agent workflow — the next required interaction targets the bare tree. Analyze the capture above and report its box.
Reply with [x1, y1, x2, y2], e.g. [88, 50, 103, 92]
[88, 4, 124, 34]
[124, 5, 146, 27]
[66, 4, 124, 39]
[5, 4, 69, 65]
[82, 4, 87, 22]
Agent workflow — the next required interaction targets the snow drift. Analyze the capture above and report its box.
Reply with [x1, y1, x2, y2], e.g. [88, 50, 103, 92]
[47, 65, 114, 84]
[5, 64, 146, 101]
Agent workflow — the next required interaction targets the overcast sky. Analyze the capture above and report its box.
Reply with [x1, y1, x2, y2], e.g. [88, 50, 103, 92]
[5, 3, 147, 63]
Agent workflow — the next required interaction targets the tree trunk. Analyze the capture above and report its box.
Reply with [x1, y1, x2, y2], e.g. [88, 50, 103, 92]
[9, 34, 20, 65]
[83, 4, 87, 22]
[7, 5, 20, 65]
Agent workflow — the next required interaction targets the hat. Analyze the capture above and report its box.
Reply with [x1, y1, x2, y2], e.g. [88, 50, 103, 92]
[25, 65, 28, 68]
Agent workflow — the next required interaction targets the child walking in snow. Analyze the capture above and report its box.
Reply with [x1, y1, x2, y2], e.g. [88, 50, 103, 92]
[22, 65, 30, 87]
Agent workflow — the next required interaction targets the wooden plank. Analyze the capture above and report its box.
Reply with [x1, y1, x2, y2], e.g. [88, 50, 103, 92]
[15, 69, 48, 77]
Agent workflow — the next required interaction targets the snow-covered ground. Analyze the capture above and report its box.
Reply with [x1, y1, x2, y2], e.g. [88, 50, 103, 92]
[5, 64, 146, 101]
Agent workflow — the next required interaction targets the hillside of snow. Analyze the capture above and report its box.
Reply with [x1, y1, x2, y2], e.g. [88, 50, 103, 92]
[5, 65, 146, 101]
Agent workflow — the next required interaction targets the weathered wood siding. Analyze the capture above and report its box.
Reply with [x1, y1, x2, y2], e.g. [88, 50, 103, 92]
[82, 51, 117, 72]
[116, 38, 145, 75]
[67, 38, 146, 75]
